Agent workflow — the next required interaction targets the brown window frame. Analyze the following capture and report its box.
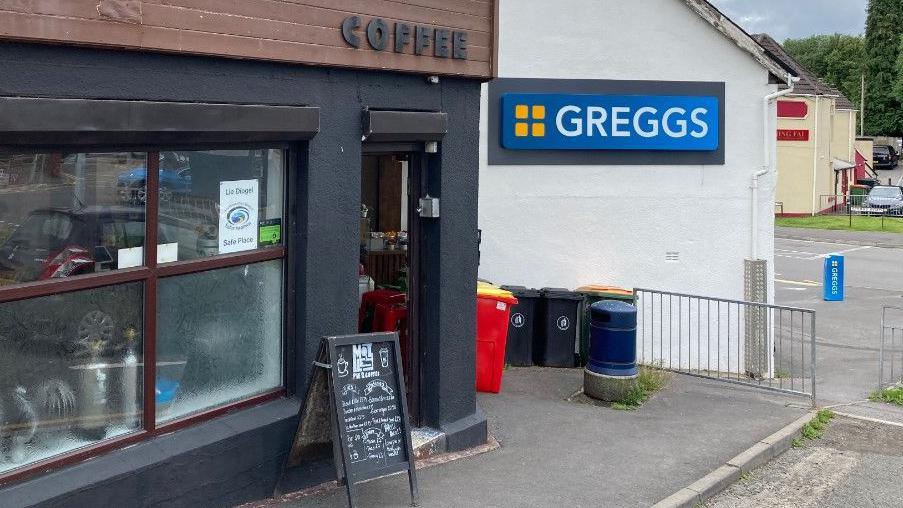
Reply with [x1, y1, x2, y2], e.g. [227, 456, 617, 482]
[0, 146, 291, 486]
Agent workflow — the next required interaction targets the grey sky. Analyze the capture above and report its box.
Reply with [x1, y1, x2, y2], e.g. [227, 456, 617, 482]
[709, 0, 868, 41]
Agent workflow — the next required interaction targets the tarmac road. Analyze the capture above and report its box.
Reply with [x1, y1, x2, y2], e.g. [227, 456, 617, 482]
[774, 232, 903, 408]
[707, 416, 903, 508]
[872, 162, 903, 187]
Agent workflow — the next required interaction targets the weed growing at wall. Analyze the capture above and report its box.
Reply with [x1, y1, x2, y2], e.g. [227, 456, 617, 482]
[792, 409, 835, 448]
[611, 367, 670, 411]
[869, 386, 903, 406]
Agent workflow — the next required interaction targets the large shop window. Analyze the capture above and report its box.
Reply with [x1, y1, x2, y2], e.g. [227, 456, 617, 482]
[0, 149, 286, 479]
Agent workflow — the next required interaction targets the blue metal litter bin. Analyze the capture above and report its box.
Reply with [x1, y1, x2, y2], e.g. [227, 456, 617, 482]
[587, 300, 638, 377]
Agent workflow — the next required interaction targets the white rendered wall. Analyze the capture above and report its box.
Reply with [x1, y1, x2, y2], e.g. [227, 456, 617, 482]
[479, 0, 778, 308]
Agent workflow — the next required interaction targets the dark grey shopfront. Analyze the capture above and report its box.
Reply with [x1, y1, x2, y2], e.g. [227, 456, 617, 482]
[0, 41, 485, 507]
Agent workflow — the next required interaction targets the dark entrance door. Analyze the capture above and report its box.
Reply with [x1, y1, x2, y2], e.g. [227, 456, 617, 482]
[359, 149, 424, 425]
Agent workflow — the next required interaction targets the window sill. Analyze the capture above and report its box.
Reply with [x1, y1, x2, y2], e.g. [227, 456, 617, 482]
[1, 397, 300, 507]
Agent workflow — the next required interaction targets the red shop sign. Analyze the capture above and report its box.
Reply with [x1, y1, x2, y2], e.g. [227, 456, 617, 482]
[777, 100, 808, 118]
[778, 129, 810, 141]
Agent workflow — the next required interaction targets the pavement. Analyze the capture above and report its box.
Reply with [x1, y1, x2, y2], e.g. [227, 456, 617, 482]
[264, 368, 806, 507]
[774, 233, 903, 409]
[776, 226, 903, 248]
[874, 162, 903, 188]
[258, 227, 899, 508]
[706, 415, 903, 507]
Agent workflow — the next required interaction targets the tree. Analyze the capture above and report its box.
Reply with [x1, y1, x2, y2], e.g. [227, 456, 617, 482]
[894, 35, 903, 101]
[783, 34, 865, 111]
[864, 0, 903, 136]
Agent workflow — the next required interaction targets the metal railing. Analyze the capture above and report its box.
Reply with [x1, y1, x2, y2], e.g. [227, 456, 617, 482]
[863, 159, 879, 180]
[878, 306, 903, 390]
[635, 288, 817, 406]
[818, 194, 903, 220]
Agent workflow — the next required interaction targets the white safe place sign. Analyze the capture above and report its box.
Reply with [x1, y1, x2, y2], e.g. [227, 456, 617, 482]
[219, 179, 259, 254]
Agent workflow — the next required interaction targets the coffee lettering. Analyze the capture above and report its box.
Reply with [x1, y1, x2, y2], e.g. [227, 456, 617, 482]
[452, 31, 468, 59]
[341, 16, 469, 61]
[415, 26, 433, 55]
[395, 23, 412, 53]
[366, 18, 389, 51]
[341, 16, 361, 48]
[434, 29, 450, 58]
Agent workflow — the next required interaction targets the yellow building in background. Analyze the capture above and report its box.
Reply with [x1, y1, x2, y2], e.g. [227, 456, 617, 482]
[755, 35, 860, 216]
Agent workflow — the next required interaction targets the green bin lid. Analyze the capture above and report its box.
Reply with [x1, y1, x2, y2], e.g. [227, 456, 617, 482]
[541, 287, 583, 300]
[501, 285, 541, 298]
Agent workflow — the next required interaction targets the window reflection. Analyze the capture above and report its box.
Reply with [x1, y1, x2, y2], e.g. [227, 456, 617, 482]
[0, 147, 288, 473]
[0, 152, 147, 287]
[157, 150, 284, 262]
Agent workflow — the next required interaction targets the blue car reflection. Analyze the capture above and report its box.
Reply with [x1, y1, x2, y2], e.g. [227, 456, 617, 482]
[117, 152, 192, 204]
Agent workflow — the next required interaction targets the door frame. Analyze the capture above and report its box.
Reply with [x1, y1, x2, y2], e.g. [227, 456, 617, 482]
[362, 144, 425, 426]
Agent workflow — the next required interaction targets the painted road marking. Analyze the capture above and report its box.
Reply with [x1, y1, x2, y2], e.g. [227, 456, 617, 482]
[779, 238, 862, 247]
[836, 245, 872, 255]
[776, 245, 871, 261]
[776, 279, 820, 287]
[777, 277, 903, 293]
[776, 252, 822, 260]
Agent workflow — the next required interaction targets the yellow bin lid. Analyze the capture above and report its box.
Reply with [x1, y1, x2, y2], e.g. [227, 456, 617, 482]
[575, 285, 634, 296]
[476, 283, 519, 304]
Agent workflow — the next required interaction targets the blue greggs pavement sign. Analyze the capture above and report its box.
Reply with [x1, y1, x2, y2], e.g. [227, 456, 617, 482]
[823, 254, 844, 301]
[500, 93, 720, 152]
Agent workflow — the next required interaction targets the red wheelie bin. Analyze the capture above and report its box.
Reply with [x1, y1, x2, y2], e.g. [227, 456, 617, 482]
[476, 284, 518, 393]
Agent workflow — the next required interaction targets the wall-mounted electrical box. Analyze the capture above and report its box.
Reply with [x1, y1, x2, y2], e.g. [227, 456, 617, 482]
[419, 196, 440, 218]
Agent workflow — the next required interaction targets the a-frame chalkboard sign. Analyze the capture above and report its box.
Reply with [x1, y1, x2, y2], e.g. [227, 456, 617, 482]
[285, 332, 419, 508]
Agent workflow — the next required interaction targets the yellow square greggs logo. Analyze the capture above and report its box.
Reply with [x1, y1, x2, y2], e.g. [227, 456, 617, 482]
[514, 104, 546, 137]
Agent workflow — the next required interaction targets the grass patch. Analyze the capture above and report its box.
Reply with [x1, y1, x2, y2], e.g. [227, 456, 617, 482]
[869, 386, 903, 406]
[774, 368, 791, 379]
[611, 367, 669, 411]
[795, 409, 835, 447]
[0, 225, 13, 245]
[776, 215, 903, 233]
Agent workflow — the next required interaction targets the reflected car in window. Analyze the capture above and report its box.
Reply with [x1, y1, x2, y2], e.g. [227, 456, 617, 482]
[0, 207, 147, 283]
[0, 206, 220, 285]
[117, 152, 192, 204]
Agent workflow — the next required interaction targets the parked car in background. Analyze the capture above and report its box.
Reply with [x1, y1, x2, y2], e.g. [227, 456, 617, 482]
[117, 152, 192, 204]
[851, 185, 903, 216]
[873, 145, 899, 170]
[0, 206, 213, 284]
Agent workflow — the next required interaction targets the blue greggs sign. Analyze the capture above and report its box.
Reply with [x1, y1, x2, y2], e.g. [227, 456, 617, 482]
[500, 93, 720, 151]
[823, 254, 844, 301]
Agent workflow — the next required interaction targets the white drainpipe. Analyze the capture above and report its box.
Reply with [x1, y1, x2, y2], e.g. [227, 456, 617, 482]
[848, 111, 854, 161]
[752, 73, 798, 259]
[810, 95, 821, 216]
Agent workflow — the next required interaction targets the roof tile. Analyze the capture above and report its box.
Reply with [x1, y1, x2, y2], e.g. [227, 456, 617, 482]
[752, 33, 856, 110]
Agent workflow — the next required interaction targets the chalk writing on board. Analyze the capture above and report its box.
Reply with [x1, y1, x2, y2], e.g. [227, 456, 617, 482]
[365, 379, 394, 396]
[337, 354, 350, 378]
[335, 339, 409, 475]
[285, 333, 418, 508]
[352, 344, 375, 377]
